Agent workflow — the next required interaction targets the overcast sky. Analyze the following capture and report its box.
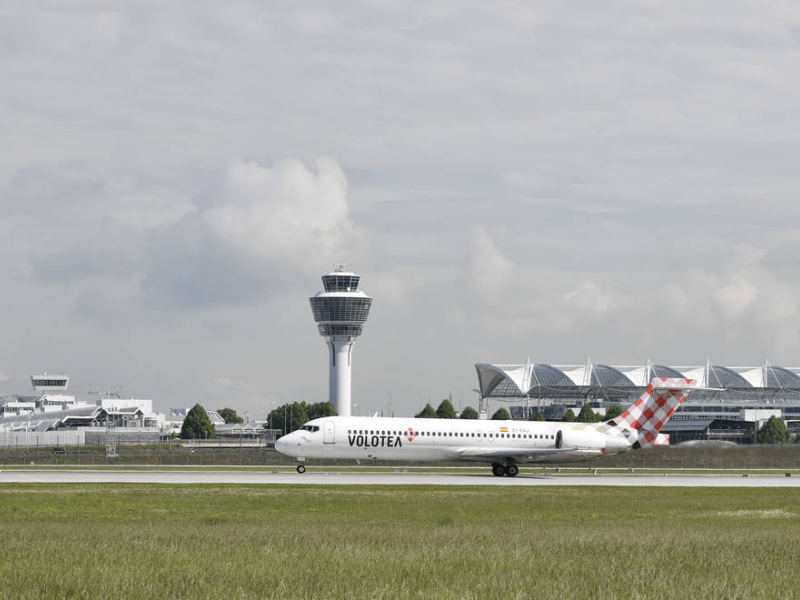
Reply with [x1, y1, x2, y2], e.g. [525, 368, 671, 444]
[2, 1, 800, 416]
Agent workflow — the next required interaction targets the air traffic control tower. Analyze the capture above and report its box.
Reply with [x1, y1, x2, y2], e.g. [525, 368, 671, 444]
[309, 265, 372, 417]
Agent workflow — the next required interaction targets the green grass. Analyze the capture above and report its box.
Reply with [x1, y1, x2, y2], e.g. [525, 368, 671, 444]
[0, 485, 798, 598]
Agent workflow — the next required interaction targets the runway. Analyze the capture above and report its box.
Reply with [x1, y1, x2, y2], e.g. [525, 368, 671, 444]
[1, 469, 799, 486]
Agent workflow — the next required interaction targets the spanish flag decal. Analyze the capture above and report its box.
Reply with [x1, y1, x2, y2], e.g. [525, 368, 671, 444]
[500, 427, 508, 432]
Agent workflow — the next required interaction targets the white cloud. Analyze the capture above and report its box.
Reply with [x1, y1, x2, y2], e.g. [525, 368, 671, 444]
[712, 277, 759, 318]
[204, 157, 355, 274]
[465, 226, 514, 303]
[563, 281, 619, 315]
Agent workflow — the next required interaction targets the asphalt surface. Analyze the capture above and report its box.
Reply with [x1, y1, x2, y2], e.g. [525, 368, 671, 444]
[1, 470, 799, 486]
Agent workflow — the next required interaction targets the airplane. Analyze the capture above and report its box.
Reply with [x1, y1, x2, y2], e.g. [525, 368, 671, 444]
[275, 377, 702, 476]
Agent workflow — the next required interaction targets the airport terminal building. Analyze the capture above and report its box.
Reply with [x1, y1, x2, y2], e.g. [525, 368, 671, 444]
[476, 359, 800, 437]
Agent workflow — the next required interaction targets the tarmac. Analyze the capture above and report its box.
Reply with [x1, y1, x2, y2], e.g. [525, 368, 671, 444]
[1, 470, 800, 486]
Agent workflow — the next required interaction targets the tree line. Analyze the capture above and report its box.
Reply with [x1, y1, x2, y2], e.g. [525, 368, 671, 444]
[413, 398, 625, 423]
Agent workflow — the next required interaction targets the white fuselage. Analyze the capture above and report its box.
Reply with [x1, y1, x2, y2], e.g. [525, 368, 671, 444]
[275, 416, 633, 465]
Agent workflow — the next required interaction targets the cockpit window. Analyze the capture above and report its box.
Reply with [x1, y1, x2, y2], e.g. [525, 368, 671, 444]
[300, 425, 320, 432]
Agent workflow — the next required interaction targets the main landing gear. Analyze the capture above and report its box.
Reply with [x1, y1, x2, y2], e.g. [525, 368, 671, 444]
[491, 463, 519, 477]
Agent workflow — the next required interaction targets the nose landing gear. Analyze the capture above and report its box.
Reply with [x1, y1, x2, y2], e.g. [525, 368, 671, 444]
[296, 464, 306, 474]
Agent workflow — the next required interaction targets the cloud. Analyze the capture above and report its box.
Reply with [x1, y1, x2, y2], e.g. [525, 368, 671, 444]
[465, 226, 514, 303]
[563, 281, 619, 315]
[141, 156, 360, 309]
[33, 156, 362, 312]
[33, 217, 144, 284]
[712, 278, 759, 318]
[205, 157, 353, 271]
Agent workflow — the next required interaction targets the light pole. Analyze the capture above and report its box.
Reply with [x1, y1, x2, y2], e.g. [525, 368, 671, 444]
[353, 403, 359, 416]
[472, 388, 486, 419]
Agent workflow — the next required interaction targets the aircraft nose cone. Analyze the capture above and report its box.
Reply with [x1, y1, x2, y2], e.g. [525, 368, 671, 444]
[274, 437, 287, 453]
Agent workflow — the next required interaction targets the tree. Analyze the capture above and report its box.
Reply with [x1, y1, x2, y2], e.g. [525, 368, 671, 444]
[306, 401, 336, 421]
[415, 403, 438, 418]
[460, 406, 479, 419]
[181, 404, 216, 439]
[562, 409, 576, 422]
[436, 399, 457, 419]
[268, 402, 309, 434]
[604, 405, 624, 421]
[756, 416, 790, 444]
[491, 408, 511, 420]
[576, 405, 599, 423]
[528, 411, 545, 421]
[217, 407, 244, 424]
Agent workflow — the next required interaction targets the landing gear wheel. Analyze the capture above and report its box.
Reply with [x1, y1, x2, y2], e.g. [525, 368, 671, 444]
[296, 465, 306, 474]
[491, 464, 505, 477]
[506, 464, 519, 477]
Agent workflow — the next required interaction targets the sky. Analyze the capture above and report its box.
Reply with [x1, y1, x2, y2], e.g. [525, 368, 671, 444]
[2, 1, 800, 417]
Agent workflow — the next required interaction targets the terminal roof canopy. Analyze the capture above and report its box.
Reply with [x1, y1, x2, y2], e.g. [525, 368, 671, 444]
[590, 365, 633, 387]
[531, 364, 574, 387]
[651, 364, 686, 379]
[475, 360, 800, 399]
[764, 366, 800, 388]
[707, 366, 752, 388]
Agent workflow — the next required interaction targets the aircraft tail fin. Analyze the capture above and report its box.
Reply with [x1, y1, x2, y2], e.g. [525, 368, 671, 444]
[608, 378, 702, 449]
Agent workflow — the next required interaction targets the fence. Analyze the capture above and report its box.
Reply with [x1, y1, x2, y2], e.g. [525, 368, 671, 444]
[0, 430, 84, 448]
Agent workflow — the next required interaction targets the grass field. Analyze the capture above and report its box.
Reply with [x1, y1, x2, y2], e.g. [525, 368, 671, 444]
[0, 485, 798, 599]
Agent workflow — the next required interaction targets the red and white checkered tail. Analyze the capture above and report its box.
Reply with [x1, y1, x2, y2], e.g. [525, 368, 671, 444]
[609, 378, 702, 449]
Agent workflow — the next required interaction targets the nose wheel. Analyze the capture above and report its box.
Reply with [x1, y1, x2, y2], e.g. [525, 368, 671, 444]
[296, 465, 306, 474]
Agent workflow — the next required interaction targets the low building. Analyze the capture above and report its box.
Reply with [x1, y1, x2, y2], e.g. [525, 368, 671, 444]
[660, 419, 757, 445]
